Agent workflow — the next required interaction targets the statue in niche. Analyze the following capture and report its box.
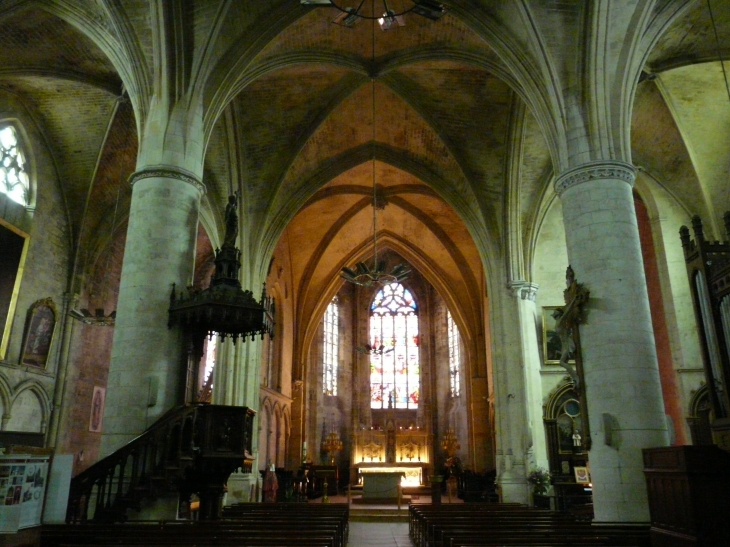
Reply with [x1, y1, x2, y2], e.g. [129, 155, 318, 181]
[223, 193, 239, 247]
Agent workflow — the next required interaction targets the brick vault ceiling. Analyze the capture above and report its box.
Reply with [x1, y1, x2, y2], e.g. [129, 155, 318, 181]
[1, 0, 730, 311]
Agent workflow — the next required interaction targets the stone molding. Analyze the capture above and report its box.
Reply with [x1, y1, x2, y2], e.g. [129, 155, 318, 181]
[129, 165, 205, 195]
[554, 160, 636, 195]
[509, 281, 539, 301]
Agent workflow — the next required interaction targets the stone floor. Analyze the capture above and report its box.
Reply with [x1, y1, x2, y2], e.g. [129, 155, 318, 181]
[347, 521, 412, 547]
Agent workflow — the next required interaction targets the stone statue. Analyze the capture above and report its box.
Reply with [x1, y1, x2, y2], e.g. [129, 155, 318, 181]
[553, 266, 590, 389]
[224, 194, 238, 247]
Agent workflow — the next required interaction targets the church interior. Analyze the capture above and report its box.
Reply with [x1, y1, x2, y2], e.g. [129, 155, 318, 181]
[2, 0, 730, 544]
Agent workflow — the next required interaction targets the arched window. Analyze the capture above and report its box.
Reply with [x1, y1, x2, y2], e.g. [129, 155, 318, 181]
[370, 283, 419, 409]
[447, 311, 461, 397]
[0, 126, 29, 206]
[323, 297, 339, 396]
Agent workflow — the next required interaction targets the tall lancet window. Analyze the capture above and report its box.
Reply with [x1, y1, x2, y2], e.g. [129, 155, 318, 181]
[0, 126, 29, 205]
[370, 283, 419, 409]
[447, 311, 461, 397]
[323, 297, 339, 396]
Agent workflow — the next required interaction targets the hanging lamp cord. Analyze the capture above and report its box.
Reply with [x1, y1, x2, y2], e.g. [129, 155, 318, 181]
[371, 0, 378, 270]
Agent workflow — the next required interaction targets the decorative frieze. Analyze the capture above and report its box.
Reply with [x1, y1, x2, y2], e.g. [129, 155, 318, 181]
[129, 165, 205, 195]
[554, 161, 635, 195]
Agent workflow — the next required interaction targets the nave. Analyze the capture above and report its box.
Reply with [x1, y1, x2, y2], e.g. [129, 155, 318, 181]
[35, 500, 653, 547]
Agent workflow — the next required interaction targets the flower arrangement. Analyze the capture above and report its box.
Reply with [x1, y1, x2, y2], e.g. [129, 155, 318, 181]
[526, 467, 551, 495]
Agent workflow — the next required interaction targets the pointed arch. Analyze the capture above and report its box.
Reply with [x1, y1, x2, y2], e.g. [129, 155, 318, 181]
[369, 282, 420, 410]
[8, 380, 51, 433]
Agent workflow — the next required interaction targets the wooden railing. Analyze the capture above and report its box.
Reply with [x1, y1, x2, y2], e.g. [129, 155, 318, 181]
[66, 403, 255, 523]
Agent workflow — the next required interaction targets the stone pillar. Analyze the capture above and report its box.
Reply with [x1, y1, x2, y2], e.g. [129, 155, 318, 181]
[101, 166, 204, 456]
[555, 161, 669, 522]
[510, 281, 549, 473]
[491, 284, 529, 504]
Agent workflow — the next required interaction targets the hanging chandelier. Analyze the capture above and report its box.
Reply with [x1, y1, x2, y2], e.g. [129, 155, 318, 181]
[339, 2, 412, 288]
[356, 342, 394, 355]
[441, 427, 460, 458]
[301, 0, 446, 28]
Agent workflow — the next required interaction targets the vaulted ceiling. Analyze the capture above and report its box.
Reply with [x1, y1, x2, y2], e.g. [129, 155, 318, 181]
[1, 0, 729, 348]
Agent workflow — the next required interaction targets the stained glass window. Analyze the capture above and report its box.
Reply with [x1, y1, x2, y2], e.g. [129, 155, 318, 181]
[447, 311, 461, 397]
[370, 283, 419, 409]
[323, 297, 339, 396]
[0, 126, 29, 205]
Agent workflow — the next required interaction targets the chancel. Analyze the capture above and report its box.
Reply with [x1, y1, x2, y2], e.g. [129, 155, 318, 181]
[3, 1, 730, 546]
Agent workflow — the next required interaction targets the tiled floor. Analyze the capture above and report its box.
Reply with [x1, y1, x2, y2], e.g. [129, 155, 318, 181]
[347, 521, 412, 547]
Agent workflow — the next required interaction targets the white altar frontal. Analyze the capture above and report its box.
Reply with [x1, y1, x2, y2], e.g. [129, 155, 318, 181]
[361, 471, 405, 499]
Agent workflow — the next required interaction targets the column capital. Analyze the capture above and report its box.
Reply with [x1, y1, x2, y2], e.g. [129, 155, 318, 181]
[554, 160, 635, 195]
[509, 281, 539, 301]
[129, 165, 205, 195]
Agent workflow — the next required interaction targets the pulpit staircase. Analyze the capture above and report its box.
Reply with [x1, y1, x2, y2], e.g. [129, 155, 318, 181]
[66, 403, 255, 523]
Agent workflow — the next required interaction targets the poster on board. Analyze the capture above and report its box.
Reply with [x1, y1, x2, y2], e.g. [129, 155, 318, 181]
[0, 455, 49, 532]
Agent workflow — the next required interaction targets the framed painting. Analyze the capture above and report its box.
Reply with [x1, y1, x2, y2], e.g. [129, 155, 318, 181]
[542, 306, 575, 365]
[19, 298, 57, 368]
[574, 466, 590, 484]
[89, 386, 105, 433]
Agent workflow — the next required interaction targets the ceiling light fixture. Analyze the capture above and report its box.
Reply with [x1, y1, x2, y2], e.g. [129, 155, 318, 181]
[340, 1, 411, 288]
[302, 0, 446, 28]
[356, 343, 395, 355]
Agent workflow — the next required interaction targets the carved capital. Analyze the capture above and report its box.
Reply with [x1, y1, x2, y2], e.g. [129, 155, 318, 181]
[129, 165, 205, 195]
[554, 161, 635, 195]
[509, 281, 539, 301]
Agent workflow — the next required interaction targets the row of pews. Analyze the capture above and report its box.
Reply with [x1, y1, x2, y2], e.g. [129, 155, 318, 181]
[41, 503, 348, 547]
[409, 503, 651, 547]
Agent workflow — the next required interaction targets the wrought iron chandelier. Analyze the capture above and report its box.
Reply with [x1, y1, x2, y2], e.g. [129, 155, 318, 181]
[339, 2, 412, 287]
[301, 0, 446, 28]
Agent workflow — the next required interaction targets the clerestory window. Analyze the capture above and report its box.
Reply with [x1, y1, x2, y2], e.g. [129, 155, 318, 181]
[323, 297, 339, 396]
[369, 282, 419, 409]
[447, 311, 461, 397]
[0, 126, 29, 206]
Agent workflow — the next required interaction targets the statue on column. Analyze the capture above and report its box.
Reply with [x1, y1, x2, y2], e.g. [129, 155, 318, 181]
[552, 266, 589, 389]
[223, 193, 239, 248]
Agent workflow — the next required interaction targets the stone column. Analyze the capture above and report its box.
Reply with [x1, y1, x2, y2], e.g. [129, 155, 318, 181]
[510, 281, 549, 473]
[101, 166, 204, 456]
[555, 161, 669, 522]
[491, 284, 530, 504]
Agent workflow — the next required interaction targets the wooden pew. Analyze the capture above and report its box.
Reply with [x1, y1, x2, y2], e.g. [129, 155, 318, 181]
[408, 503, 650, 547]
[42, 503, 349, 547]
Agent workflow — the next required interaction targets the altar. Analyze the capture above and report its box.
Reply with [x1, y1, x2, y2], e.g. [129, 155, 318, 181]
[361, 471, 405, 499]
[351, 427, 431, 487]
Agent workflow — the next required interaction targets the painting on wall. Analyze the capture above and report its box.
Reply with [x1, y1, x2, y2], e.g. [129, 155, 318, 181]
[19, 298, 57, 368]
[89, 386, 105, 433]
[542, 306, 575, 365]
[573, 466, 590, 484]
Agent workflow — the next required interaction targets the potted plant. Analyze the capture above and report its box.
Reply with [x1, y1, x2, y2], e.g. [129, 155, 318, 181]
[526, 467, 551, 495]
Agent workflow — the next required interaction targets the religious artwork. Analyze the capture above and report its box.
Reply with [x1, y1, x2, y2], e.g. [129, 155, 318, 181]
[574, 466, 590, 484]
[369, 283, 419, 409]
[88, 386, 105, 433]
[19, 298, 57, 368]
[542, 306, 575, 365]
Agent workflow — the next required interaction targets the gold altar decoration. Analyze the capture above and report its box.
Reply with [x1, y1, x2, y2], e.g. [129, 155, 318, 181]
[353, 428, 430, 464]
[441, 427, 460, 457]
[321, 430, 344, 464]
